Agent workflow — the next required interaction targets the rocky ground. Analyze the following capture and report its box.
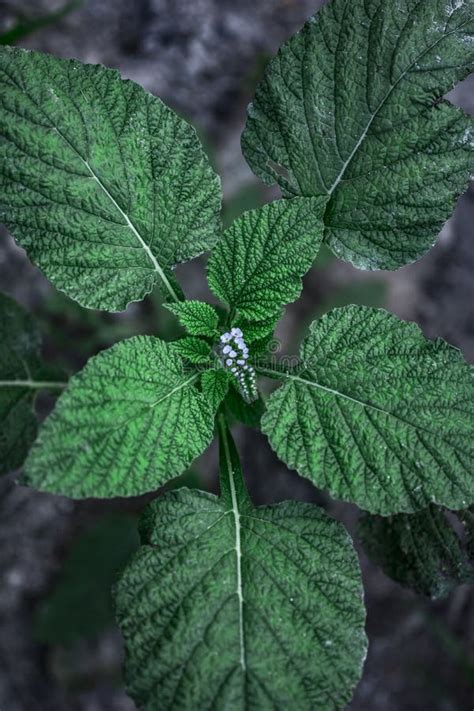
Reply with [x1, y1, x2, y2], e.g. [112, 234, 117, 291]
[0, 1, 473, 709]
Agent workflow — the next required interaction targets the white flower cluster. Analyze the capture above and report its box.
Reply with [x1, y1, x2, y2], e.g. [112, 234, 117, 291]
[220, 327, 257, 403]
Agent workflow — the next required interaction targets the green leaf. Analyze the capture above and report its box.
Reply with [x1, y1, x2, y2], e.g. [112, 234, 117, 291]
[358, 506, 474, 598]
[260, 305, 474, 515]
[235, 314, 280, 344]
[225, 387, 266, 429]
[0, 292, 66, 475]
[207, 198, 325, 322]
[201, 369, 230, 411]
[0, 46, 221, 310]
[172, 337, 211, 365]
[34, 513, 139, 645]
[23, 336, 215, 498]
[164, 300, 219, 337]
[0, 1, 82, 46]
[114, 419, 367, 710]
[242, 0, 474, 270]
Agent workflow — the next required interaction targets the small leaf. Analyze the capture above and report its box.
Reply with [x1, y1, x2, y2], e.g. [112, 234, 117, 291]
[225, 387, 266, 429]
[23, 337, 215, 498]
[164, 300, 219, 337]
[207, 198, 325, 322]
[114, 439, 367, 709]
[201, 369, 230, 411]
[235, 314, 280, 344]
[242, 0, 474, 270]
[0, 292, 65, 475]
[172, 337, 211, 365]
[358, 506, 474, 598]
[34, 513, 139, 645]
[260, 305, 474, 515]
[0, 46, 221, 311]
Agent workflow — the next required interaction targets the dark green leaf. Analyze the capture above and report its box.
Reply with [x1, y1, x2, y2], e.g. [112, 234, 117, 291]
[164, 300, 219, 337]
[24, 336, 215, 498]
[34, 513, 139, 645]
[358, 506, 474, 598]
[0, 292, 66, 475]
[260, 305, 474, 514]
[225, 386, 266, 429]
[114, 419, 367, 710]
[0, 46, 221, 310]
[172, 337, 211, 365]
[207, 198, 325, 322]
[242, 0, 474, 269]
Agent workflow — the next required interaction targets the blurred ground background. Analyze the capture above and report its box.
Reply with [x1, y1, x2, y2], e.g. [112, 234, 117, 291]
[0, 1, 473, 709]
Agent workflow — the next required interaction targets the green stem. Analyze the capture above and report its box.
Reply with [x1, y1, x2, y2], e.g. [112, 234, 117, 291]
[0, 380, 68, 390]
[217, 413, 250, 672]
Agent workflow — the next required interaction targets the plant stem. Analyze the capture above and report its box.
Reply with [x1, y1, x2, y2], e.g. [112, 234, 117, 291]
[217, 413, 249, 673]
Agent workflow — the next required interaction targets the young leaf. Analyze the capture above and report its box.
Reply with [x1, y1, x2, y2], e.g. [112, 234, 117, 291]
[172, 337, 211, 365]
[0, 46, 221, 311]
[242, 0, 474, 270]
[358, 506, 474, 599]
[259, 305, 474, 515]
[114, 420, 367, 710]
[235, 314, 280, 344]
[0, 292, 66, 475]
[23, 337, 215, 498]
[225, 387, 266, 429]
[207, 198, 326, 322]
[200, 369, 230, 411]
[164, 301, 219, 337]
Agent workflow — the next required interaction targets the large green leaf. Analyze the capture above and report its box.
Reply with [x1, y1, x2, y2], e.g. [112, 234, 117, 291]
[259, 305, 474, 515]
[23, 336, 215, 498]
[207, 198, 326, 323]
[242, 0, 474, 270]
[0, 46, 221, 310]
[114, 419, 367, 710]
[0, 292, 65, 475]
[359, 506, 474, 598]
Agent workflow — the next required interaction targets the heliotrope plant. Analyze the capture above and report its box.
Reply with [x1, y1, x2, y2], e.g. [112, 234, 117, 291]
[0, 0, 473, 708]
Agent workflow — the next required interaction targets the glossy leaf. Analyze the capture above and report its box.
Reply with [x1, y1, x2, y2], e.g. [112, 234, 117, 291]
[242, 0, 474, 269]
[23, 337, 215, 498]
[0, 46, 221, 310]
[260, 305, 474, 514]
[358, 506, 474, 598]
[114, 419, 367, 710]
[207, 198, 325, 322]
[0, 292, 65, 475]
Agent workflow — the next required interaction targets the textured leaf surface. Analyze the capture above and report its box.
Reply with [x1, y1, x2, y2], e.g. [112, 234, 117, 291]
[208, 198, 325, 322]
[359, 506, 474, 598]
[201, 369, 230, 411]
[242, 0, 474, 269]
[24, 336, 215, 498]
[115, 422, 366, 710]
[260, 305, 474, 514]
[0, 46, 221, 310]
[172, 337, 211, 365]
[164, 301, 219, 337]
[0, 292, 64, 474]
